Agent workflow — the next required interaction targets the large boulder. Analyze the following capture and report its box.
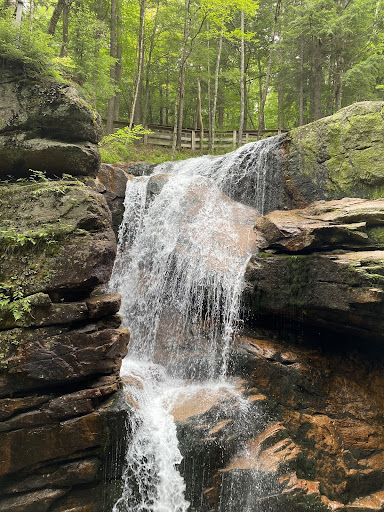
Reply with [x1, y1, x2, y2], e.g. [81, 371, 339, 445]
[0, 67, 102, 178]
[282, 102, 384, 207]
[245, 198, 384, 341]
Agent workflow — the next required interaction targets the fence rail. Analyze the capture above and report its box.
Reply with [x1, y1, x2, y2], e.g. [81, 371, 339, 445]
[106, 120, 287, 150]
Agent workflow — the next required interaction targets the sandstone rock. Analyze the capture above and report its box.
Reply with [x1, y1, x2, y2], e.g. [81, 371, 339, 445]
[282, 102, 384, 206]
[208, 329, 384, 511]
[0, 69, 101, 178]
[256, 198, 384, 252]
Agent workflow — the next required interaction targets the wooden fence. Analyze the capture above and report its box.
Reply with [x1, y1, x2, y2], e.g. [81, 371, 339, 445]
[108, 120, 287, 150]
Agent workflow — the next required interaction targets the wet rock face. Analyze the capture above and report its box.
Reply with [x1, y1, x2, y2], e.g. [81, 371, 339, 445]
[0, 179, 129, 512]
[245, 197, 384, 341]
[230, 330, 384, 512]
[0, 67, 102, 177]
[175, 328, 384, 512]
[282, 101, 384, 207]
[96, 162, 156, 234]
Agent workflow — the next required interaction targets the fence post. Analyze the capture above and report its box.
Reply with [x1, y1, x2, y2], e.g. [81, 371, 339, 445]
[191, 130, 196, 150]
[143, 128, 148, 145]
[245, 132, 249, 144]
[232, 130, 237, 148]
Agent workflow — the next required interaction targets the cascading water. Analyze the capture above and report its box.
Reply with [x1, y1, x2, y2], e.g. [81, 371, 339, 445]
[109, 137, 283, 512]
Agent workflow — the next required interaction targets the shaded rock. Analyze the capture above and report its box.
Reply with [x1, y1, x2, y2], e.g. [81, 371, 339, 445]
[0, 180, 116, 298]
[282, 102, 384, 206]
[1, 458, 100, 495]
[96, 163, 133, 234]
[0, 137, 101, 178]
[0, 326, 129, 396]
[0, 70, 101, 178]
[0, 375, 120, 432]
[0, 488, 67, 512]
[115, 162, 156, 177]
[246, 198, 384, 340]
[195, 329, 384, 511]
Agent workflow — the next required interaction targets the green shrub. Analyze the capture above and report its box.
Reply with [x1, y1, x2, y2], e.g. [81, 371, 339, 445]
[0, 10, 62, 79]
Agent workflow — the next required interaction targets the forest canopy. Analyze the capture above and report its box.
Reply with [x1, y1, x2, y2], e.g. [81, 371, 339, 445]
[2, 0, 384, 144]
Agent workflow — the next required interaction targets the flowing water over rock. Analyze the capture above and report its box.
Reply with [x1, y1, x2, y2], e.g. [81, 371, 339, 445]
[109, 138, 282, 511]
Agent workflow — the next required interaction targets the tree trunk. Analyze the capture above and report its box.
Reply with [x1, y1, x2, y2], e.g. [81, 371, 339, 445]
[238, 10, 245, 145]
[299, 37, 304, 126]
[143, 0, 160, 126]
[314, 37, 322, 120]
[60, 0, 71, 57]
[106, 0, 117, 135]
[113, 0, 122, 122]
[207, 27, 212, 148]
[159, 86, 164, 125]
[258, 0, 281, 136]
[277, 47, 284, 133]
[130, 0, 146, 128]
[197, 77, 204, 150]
[211, 29, 223, 151]
[173, 0, 190, 153]
[48, 0, 64, 35]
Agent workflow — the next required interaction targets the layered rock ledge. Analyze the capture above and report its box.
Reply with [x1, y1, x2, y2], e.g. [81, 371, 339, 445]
[245, 197, 384, 341]
[0, 178, 129, 512]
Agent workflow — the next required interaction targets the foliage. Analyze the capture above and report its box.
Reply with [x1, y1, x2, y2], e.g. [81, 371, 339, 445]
[99, 125, 153, 163]
[0, 284, 31, 322]
[0, 11, 61, 79]
[3, 0, 384, 138]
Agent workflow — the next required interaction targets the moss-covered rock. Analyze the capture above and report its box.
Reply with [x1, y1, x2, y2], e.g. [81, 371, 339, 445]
[0, 179, 116, 297]
[283, 102, 384, 206]
[0, 68, 101, 178]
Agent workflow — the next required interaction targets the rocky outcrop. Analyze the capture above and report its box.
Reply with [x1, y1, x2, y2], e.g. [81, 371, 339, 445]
[245, 197, 384, 341]
[230, 329, 384, 512]
[0, 67, 101, 177]
[0, 178, 129, 512]
[282, 102, 384, 207]
[96, 162, 155, 234]
[172, 327, 384, 512]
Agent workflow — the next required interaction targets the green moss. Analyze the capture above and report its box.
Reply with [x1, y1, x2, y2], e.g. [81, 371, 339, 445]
[288, 103, 384, 201]
[283, 254, 314, 307]
[367, 226, 384, 245]
[0, 329, 24, 371]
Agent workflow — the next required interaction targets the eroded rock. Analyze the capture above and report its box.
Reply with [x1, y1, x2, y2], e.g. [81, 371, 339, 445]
[245, 198, 384, 340]
[0, 178, 128, 511]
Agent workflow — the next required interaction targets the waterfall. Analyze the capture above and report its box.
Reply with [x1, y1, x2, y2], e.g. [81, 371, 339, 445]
[110, 137, 282, 511]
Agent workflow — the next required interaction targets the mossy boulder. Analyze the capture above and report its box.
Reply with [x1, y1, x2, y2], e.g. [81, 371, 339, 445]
[0, 179, 116, 298]
[0, 68, 101, 178]
[282, 102, 384, 206]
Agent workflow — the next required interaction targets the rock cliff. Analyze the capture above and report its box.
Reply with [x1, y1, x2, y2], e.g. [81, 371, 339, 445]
[245, 197, 384, 341]
[0, 68, 128, 512]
